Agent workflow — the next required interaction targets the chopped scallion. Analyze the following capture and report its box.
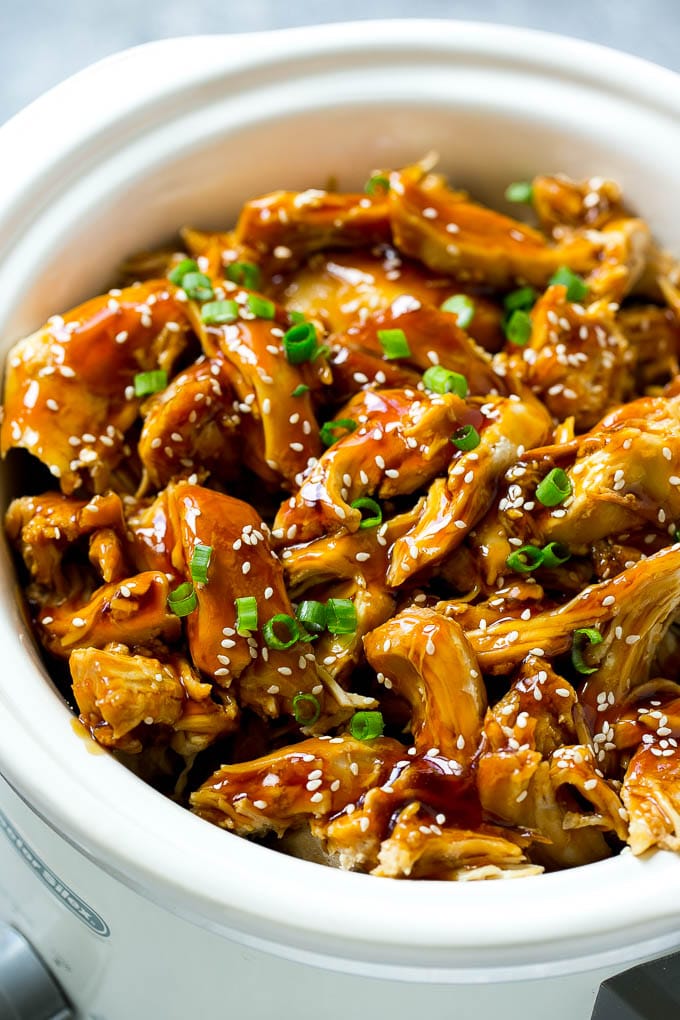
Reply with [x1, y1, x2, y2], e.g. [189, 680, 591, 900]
[246, 294, 276, 320]
[190, 544, 212, 584]
[422, 366, 468, 397]
[451, 424, 480, 451]
[293, 692, 321, 726]
[235, 595, 258, 635]
[536, 468, 572, 507]
[225, 261, 261, 290]
[201, 299, 239, 325]
[377, 328, 411, 360]
[167, 582, 197, 617]
[181, 271, 214, 302]
[505, 180, 533, 203]
[505, 309, 532, 346]
[291, 383, 310, 397]
[505, 545, 545, 573]
[364, 174, 390, 197]
[572, 627, 603, 675]
[262, 613, 300, 650]
[349, 710, 384, 741]
[540, 541, 571, 568]
[549, 266, 589, 303]
[168, 258, 199, 286]
[283, 322, 318, 364]
[134, 370, 167, 397]
[320, 418, 357, 447]
[296, 600, 327, 635]
[350, 497, 383, 529]
[504, 286, 537, 312]
[326, 598, 357, 634]
[289, 310, 307, 325]
[440, 294, 475, 329]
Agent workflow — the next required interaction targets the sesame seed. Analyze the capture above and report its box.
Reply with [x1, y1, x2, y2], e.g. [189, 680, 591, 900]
[375, 455, 386, 470]
[306, 779, 322, 791]
[253, 800, 267, 810]
[349, 762, 359, 776]
[242, 562, 251, 575]
[516, 790, 528, 803]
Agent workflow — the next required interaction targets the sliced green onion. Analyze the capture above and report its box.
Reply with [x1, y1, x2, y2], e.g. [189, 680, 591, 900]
[289, 310, 306, 325]
[672, 524, 680, 544]
[504, 286, 537, 312]
[422, 366, 468, 397]
[181, 271, 214, 302]
[350, 497, 383, 529]
[540, 541, 571, 568]
[505, 309, 532, 346]
[506, 545, 544, 573]
[505, 180, 533, 203]
[364, 174, 390, 197]
[262, 613, 300, 650]
[235, 595, 258, 635]
[440, 294, 475, 329]
[291, 383, 310, 397]
[572, 627, 603, 675]
[190, 544, 212, 584]
[377, 328, 411, 360]
[311, 343, 330, 361]
[225, 261, 261, 290]
[201, 299, 239, 325]
[451, 424, 480, 451]
[326, 598, 357, 634]
[549, 266, 589, 303]
[320, 418, 357, 447]
[536, 467, 572, 507]
[292, 692, 321, 726]
[283, 322, 318, 364]
[349, 710, 384, 741]
[134, 370, 168, 397]
[295, 600, 327, 635]
[246, 294, 276, 320]
[167, 582, 197, 617]
[168, 258, 199, 286]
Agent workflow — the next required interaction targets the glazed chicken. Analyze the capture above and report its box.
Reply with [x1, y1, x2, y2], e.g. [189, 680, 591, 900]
[5, 160, 680, 880]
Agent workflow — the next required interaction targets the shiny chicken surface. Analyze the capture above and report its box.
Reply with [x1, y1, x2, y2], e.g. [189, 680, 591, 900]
[5, 162, 680, 881]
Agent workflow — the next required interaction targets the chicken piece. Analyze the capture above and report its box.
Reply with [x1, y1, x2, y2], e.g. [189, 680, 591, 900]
[304, 582, 395, 686]
[138, 357, 243, 490]
[233, 189, 390, 267]
[278, 248, 505, 352]
[125, 490, 176, 576]
[364, 607, 486, 761]
[388, 163, 649, 300]
[1, 281, 190, 493]
[166, 483, 325, 721]
[622, 741, 680, 854]
[189, 735, 403, 837]
[6, 490, 126, 594]
[618, 305, 679, 387]
[611, 679, 680, 752]
[387, 391, 552, 586]
[532, 174, 625, 234]
[71, 645, 237, 755]
[192, 300, 322, 487]
[88, 528, 129, 584]
[334, 297, 505, 396]
[281, 502, 423, 596]
[466, 548, 680, 732]
[500, 284, 633, 430]
[273, 387, 467, 543]
[477, 656, 627, 868]
[373, 801, 542, 880]
[37, 571, 181, 657]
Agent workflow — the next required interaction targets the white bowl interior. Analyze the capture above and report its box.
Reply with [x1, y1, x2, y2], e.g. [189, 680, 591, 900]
[1, 23, 680, 979]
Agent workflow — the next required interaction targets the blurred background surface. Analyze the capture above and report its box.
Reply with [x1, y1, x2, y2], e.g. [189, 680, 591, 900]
[1, 1, 679, 125]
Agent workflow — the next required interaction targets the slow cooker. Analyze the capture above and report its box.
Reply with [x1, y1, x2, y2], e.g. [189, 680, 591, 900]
[0, 21, 679, 1020]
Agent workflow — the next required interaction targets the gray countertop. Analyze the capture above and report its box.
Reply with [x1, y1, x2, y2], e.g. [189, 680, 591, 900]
[2, 0, 679, 126]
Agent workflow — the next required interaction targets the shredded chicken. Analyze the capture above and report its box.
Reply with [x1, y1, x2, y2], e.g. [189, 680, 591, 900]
[5, 160, 680, 880]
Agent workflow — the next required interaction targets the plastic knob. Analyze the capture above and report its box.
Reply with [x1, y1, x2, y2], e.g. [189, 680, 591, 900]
[0, 922, 73, 1020]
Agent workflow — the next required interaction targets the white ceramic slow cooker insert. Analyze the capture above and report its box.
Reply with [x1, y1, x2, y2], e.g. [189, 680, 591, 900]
[0, 21, 679, 1020]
